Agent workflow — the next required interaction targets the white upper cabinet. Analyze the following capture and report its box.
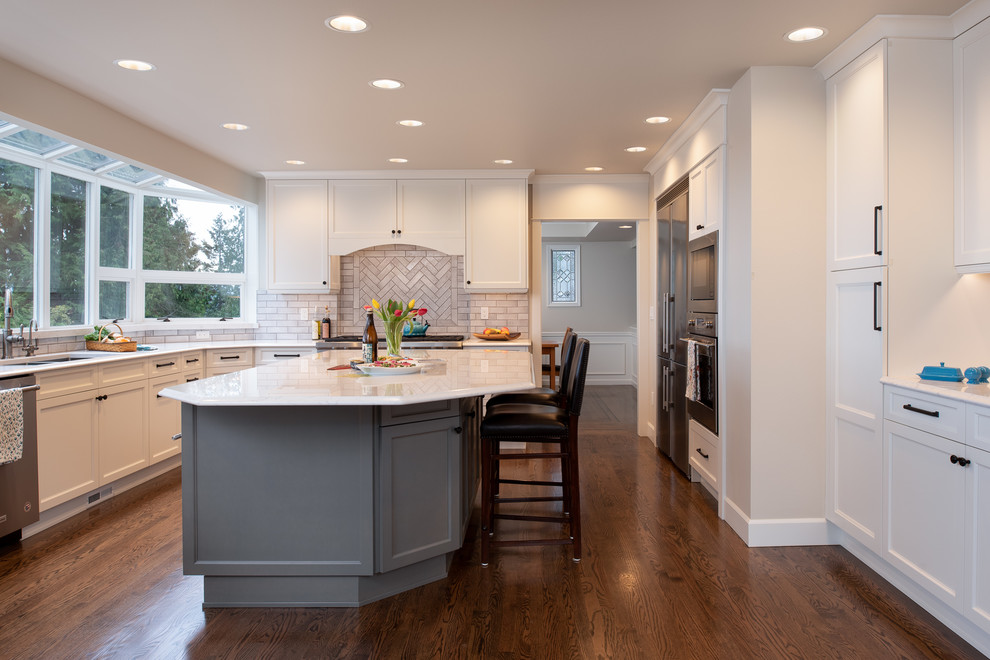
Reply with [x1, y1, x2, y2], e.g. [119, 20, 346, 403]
[955, 20, 990, 273]
[465, 179, 529, 292]
[267, 180, 329, 292]
[688, 146, 723, 240]
[329, 180, 398, 254]
[827, 42, 886, 271]
[397, 179, 465, 255]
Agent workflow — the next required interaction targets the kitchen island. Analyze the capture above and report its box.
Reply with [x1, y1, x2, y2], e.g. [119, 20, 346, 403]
[160, 349, 533, 607]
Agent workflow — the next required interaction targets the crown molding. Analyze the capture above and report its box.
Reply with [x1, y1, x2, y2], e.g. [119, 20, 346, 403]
[644, 89, 729, 176]
[259, 169, 535, 180]
[814, 15, 953, 79]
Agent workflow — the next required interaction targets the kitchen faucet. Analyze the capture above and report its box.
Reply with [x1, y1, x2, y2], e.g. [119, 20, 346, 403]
[2, 288, 37, 359]
[21, 320, 38, 356]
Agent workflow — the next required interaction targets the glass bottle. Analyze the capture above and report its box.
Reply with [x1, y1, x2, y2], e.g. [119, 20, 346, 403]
[321, 306, 332, 340]
[362, 309, 378, 363]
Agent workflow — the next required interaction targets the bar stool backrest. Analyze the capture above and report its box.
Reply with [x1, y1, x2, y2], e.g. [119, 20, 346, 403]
[556, 328, 576, 395]
[564, 338, 591, 417]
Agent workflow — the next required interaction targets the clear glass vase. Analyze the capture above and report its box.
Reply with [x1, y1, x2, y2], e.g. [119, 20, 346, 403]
[384, 320, 404, 356]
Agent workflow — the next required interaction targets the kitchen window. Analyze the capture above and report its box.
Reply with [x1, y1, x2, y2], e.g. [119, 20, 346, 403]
[544, 243, 581, 307]
[0, 122, 254, 329]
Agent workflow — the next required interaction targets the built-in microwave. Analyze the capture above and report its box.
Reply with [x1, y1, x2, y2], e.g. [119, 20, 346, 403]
[687, 231, 718, 314]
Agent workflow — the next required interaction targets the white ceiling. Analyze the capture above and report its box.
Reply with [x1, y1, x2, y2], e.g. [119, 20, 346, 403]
[0, 0, 967, 177]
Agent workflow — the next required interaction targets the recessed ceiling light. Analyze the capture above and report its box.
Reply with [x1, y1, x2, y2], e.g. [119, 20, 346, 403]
[388, 158, 408, 164]
[625, 146, 647, 153]
[645, 116, 670, 124]
[585, 166, 604, 172]
[397, 120, 423, 127]
[493, 159, 513, 165]
[371, 79, 404, 90]
[619, 225, 633, 229]
[326, 15, 369, 32]
[786, 26, 826, 42]
[114, 59, 156, 72]
[221, 123, 249, 131]
[285, 160, 305, 165]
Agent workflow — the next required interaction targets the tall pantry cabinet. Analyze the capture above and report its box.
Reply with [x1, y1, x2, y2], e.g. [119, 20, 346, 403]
[825, 38, 953, 553]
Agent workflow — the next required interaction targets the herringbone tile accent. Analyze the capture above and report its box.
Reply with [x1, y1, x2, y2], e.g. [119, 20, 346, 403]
[352, 245, 465, 330]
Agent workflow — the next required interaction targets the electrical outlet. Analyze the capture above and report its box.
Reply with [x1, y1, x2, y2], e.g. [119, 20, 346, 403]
[195, 331, 210, 340]
[299, 308, 308, 321]
[480, 306, 489, 320]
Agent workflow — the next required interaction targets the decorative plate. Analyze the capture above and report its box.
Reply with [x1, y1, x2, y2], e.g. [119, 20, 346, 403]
[472, 332, 521, 341]
[356, 361, 422, 376]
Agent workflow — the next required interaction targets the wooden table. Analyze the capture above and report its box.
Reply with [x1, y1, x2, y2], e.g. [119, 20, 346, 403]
[542, 342, 559, 389]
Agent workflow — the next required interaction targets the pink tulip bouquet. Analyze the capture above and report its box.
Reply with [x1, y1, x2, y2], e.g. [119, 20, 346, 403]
[369, 298, 427, 356]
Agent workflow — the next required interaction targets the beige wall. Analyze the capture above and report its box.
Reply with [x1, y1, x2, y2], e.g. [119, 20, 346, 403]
[531, 174, 649, 220]
[724, 67, 827, 527]
[0, 55, 260, 204]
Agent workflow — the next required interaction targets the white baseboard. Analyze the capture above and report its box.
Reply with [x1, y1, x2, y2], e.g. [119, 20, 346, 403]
[722, 497, 831, 546]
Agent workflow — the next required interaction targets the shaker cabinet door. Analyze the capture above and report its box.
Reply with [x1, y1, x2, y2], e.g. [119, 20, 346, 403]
[827, 41, 886, 271]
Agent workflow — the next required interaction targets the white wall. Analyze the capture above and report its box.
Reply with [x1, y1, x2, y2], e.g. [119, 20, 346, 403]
[0, 55, 260, 204]
[723, 67, 827, 541]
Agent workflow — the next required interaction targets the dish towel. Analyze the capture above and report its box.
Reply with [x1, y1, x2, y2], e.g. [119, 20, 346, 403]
[685, 339, 701, 402]
[0, 388, 24, 466]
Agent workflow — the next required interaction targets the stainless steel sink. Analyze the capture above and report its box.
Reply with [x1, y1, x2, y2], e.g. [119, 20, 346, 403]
[23, 356, 96, 365]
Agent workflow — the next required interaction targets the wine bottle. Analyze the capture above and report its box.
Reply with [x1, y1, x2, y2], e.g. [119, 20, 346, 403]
[362, 309, 378, 363]
[321, 306, 332, 340]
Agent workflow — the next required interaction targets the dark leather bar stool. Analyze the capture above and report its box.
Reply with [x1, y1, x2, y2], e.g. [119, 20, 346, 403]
[486, 328, 575, 411]
[479, 337, 590, 566]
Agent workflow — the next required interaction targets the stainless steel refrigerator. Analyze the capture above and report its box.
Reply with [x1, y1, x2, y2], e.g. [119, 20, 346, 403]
[656, 181, 689, 474]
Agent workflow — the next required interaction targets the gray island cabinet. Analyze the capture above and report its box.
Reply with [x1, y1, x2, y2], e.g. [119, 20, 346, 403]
[161, 349, 532, 607]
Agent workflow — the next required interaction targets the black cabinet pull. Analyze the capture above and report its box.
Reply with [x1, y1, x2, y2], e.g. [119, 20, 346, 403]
[186, 377, 199, 382]
[696, 224, 704, 230]
[695, 447, 709, 460]
[95, 394, 107, 401]
[156, 361, 175, 368]
[273, 354, 300, 358]
[903, 403, 939, 418]
[874, 205, 883, 256]
[454, 426, 463, 434]
[185, 358, 199, 364]
[873, 281, 882, 332]
[156, 393, 162, 398]
[951, 455, 971, 467]
[219, 355, 240, 361]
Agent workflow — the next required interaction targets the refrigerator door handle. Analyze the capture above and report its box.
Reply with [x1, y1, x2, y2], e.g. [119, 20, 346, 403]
[662, 365, 669, 412]
[661, 293, 670, 353]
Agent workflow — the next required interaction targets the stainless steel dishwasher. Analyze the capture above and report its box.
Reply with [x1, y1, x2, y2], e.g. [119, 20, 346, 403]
[0, 373, 40, 544]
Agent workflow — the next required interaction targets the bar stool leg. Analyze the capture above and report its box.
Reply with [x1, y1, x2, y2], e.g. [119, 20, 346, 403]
[567, 427, 582, 562]
[481, 434, 493, 566]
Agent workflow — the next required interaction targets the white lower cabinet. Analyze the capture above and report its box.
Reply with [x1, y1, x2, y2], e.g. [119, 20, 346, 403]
[37, 389, 99, 510]
[883, 419, 965, 609]
[967, 445, 990, 630]
[149, 374, 183, 464]
[688, 419, 719, 495]
[98, 380, 149, 483]
[880, 382, 990, 643]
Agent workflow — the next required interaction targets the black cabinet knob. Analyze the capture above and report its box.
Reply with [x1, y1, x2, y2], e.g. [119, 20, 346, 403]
[454, 426, 463, 434]
[322, 280, 327, 285]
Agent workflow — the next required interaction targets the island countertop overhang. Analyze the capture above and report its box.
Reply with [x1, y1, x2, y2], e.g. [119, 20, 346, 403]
[159, 348, 535, 406]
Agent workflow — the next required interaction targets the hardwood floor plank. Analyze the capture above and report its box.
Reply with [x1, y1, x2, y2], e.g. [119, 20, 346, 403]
[0, 385, 984, 659]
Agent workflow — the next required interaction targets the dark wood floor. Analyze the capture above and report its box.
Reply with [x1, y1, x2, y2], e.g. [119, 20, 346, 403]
[0, 385, 984, 659]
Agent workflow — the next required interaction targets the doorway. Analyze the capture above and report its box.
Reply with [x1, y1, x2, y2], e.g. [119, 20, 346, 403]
[534, 221, 639, 389]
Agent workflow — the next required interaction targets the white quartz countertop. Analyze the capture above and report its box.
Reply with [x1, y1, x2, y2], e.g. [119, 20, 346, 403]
[882, 376, 990, 406]
[0, 340, 319, 378]
[159, 349, 535, 406]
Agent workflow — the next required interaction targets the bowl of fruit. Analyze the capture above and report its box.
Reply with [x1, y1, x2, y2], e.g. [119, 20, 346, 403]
[473, 327, 521, 341]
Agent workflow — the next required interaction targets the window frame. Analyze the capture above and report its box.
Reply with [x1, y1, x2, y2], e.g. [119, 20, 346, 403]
[0, 134, 256, 333]
[543, 242, 582, 307]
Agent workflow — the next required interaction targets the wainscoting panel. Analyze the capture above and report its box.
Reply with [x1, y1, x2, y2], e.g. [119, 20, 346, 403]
[542, 330, 637, 386]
